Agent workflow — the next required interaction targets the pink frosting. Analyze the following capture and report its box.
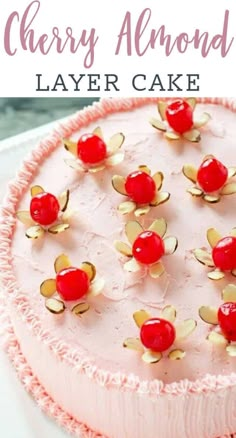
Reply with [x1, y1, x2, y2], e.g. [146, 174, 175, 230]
[1, 98, 236, 437]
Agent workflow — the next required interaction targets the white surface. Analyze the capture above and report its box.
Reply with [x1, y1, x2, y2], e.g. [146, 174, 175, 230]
[0, 122, 71, 438]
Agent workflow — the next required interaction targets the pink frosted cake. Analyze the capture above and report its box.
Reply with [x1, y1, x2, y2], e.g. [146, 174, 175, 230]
[1, 97, 236, 438]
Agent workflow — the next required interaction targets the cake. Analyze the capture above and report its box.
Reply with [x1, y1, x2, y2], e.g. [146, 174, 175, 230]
[1, 97, 236, 438]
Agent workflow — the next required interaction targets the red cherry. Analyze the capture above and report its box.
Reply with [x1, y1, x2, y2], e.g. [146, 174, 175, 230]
[212, 236, 236, 271]
[197, 158, 228, 193]
[165, 99, 193, 134]
[132, 231, 164, 265]
[125, 171, 156, 204]
[140, 318, 176, 352]
[30, 193, 60, 226]
[77, 134, 107, 164]
[56, 267, 90, 301]
[218, 302, 236, 341]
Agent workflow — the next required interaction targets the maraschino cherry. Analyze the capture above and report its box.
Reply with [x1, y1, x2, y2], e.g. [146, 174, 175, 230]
[218, 302, 236, 341]
[140, 318, 176, 352]
[30, 193, 60, 226]
[77, 134, 107, 164]
[197, 157, 228, 193]
[132, 231, 164, 265]
[165, 99, 193, 134]
[212, 237, 236, 271]
[56, 267, 90, 301]
[125, 171, 156, 204]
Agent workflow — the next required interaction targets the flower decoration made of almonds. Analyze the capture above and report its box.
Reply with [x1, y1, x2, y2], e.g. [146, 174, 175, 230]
[112, 165, 170, 217]
[123, 308, 197, 364]
[150, 98, 210, 143]
[183, 155, 236, 203]
[193, 228, 236, 280]
[114, 218, 178, 278]
[16, 186, 72, 239]
[40, 254, 105, 315]
[63, 126, 125, 173]
[199, 284, 236, 357]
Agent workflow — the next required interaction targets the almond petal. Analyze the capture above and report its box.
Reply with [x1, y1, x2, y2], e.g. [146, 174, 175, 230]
[226, 345, 236, 357]
[175, 319, 197, 340]
[92, 126, 103, 140]
[203, 194, 221, 203]
[88, 165, 106, 173]
[165, 131, 180, 141]
[221, 182, 236, 195]
[149, 261, 165, 278]
[207, 228, 222, 248]
[232, 269, 236, 277]
[112, 175, 127, 195]
[62, 208, 76, 222]
[182, 164, 198, 183]
[186, 98, 196, 110]
[25, 225, 44, 239]
[58, 190, 70, 212]
[54, 254, 71, 273]
[193, 249, 214, 267]
[45, 298, 65, 314]
[222, 284, 236, 303]
[168, 349, 186, 360]
[228, 167, 236, 179]
[72, 302, 90, 315]
[142, 350, 162, 364]
[48, 223, 70, 234]
[148, 218, 167, 237]
[89, 278, 105, 297]
[134, 206, 151, 217]
[30, 185, 44, 197]
[157, 101, 167, 120]
[183, 129, 201, 143]
[125, 221, 143, 244]
[138, 165, 151, 175]
[123, 337, 144, 352]
[164, 236, 178, 255]
[161, 305, 177, 323]
[124, 258, 141, 273]
[40, 278, 57, 298]
[150, 192, 170, 207]
[118, 201, 136, 215]
[187, 187, 203, 197]
[114, 241, 132, 257]
[231, 228, 236, 237]
[208, 270, 225, 280]
[198, 306, 218, 325]
[149, 118, 166, 132]
[133, 309, 151, 327]
[194, 112, 211, 128]
[64, 158, 85, 171]
[152, 172, 164, 190]
[63, 138, 77, 156]
[81, 261, 96, 281]
[16, 210, 33, 226]
[106, 153, 124, 167]
[207, 331, 228, 346]
[107, 133, 125, 154]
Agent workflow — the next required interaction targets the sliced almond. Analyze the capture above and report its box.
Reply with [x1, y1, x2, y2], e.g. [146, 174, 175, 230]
[30, 185, 44, 197]
[89, 278, 105, 297]
[231, 228, 236, 237]
[62, 208, 76, 222]
[208, 270, 225, 280]
[125, 221, 143, 244]
[161, 305, 176, 323]
[48, 223, 70, 234]
[150, 191, 170, 207]
[106, 153, 124, 167]
[134, 206, 151, 217]
[88, 165, 106, 173]
[182, 164, 198, 183]
[118, 201, 136, 215]
[112, 175, 127, 195]
[149, 261, 165, 279]
[124, 257, 141, 273]
[198, 306, 218, 325]
[25, 225, 44, 239]
[149, 118, 166, 132]
[152, 172, 164, 190]
[40, 278, 57, 298]
[54, 254, 71, 273]
[58, 190, 70, 212]
[64, 158, 85, 171]
[186, 98, 196, 110]
[203, 154, 214, 161]
[133, 309, 151, 327]
[165, 131, 180, 141]
[203, 194, 221, 203]
[207, 228, 222, 248]
[81, 261, 96, 281]
[142, 350, 162, 364]
[193, 249, 214, 267]
[194, 112, 211, 128]
[72, 302, 90, 315]
[114, 241, 132, 257]
[228, 167, 236, 179]
[92, 126, 103, 140]
[45, 298, 65, 314]
[138, 165, 151, 175]
[168, 349, 186, 360]
[207, 331, 228, 346]
[226, 345, 236, 357]
[63, 138, 77, 156]
[231, 269, 236, 277]
[123, 337, 144, 352]
[222, 284, 236, 303]
[183, 129, 201, 143]
[16, 210, 33, 226]
[164, 236, 178, 255]
[187, 187, 203, 197]
[157, 101, 167, 120]
[107, 133, 125, 154]
[148, 218, 167, 237]
[175, 319, 197, 341]
[221, 182, 236, 195]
